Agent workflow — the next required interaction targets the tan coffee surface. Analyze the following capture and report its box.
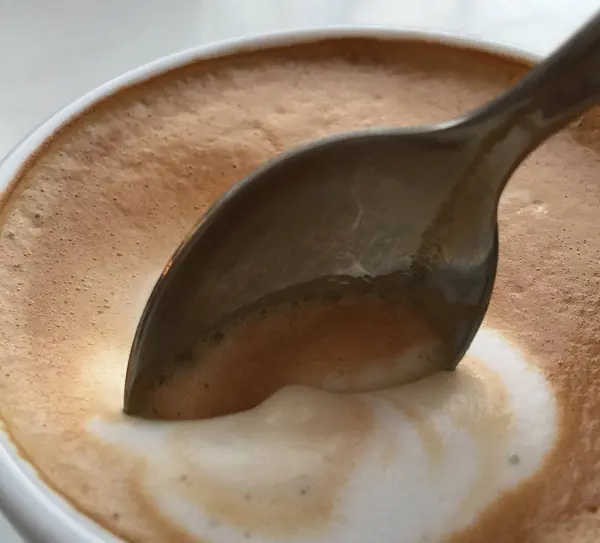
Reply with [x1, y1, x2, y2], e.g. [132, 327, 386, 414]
[146, 292, 444, 420]
[0, 39, 599, 542]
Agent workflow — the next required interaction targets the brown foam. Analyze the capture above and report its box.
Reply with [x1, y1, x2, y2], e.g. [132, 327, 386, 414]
[0, 37, 597, 542]
[147, 294, 440, 420]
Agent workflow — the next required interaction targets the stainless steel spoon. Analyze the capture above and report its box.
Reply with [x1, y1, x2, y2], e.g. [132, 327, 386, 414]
[124, 12, 600, 419]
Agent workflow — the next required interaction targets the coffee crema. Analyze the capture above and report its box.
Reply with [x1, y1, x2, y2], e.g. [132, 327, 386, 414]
[0, 39, 599, 543]
[145, 292, 446, 420]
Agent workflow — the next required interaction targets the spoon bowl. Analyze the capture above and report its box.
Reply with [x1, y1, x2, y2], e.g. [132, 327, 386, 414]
[125, 11, 600, 419]
[124, 121, 500, 419]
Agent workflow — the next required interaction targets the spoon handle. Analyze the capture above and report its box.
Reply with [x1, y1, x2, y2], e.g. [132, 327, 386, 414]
[474, 10, 600, 152]
[427, 12, 600, 270]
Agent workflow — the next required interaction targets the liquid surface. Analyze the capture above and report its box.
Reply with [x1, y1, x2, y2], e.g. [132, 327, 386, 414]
[0, 39, 599, 542]
[145, 292, 444, 420]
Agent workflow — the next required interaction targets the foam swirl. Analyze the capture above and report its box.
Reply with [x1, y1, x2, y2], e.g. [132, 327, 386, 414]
[89, 328, 557, 542]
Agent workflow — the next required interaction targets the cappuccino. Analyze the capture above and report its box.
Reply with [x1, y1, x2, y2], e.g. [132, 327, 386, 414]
[0, 39, 598, 542]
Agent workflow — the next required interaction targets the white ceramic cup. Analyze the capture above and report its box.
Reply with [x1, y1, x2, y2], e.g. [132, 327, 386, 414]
[0, 28, 539, 543]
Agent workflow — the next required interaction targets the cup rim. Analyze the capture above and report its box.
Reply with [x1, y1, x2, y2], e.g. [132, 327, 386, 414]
[0, 26, 541, 543]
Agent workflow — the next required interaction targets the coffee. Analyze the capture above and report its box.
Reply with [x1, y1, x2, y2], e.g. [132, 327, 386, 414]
[140, 289, 447, 420]
[0, 38, 597, 542]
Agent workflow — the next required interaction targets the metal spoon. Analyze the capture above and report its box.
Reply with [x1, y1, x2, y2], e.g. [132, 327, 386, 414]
[124, 12, 600, 419]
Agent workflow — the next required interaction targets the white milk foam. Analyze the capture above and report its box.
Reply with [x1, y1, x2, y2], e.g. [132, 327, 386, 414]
[88, 327, 557, 543]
